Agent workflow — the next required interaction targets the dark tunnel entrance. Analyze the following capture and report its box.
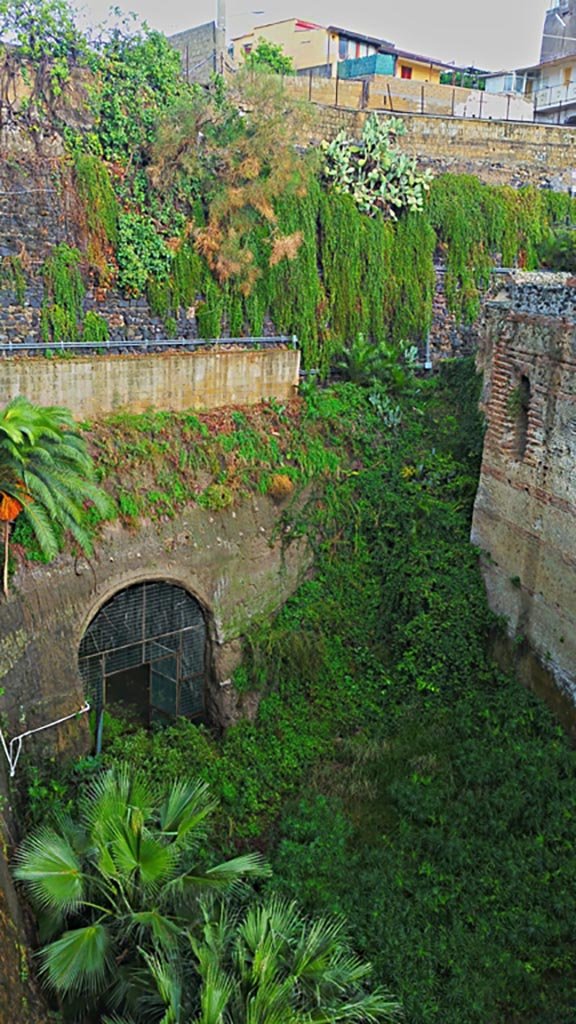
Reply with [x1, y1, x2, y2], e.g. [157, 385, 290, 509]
[78, 581, 208, 740]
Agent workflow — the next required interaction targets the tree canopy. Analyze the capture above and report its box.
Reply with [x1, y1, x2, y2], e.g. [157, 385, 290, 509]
[243, 37, 295, 75]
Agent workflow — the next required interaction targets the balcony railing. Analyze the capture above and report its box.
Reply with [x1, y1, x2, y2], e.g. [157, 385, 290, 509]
[534, 80, 576, 111]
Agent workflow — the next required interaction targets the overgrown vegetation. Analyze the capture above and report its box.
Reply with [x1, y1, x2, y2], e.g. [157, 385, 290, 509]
[16, 362, 576, 1023]
[41, 243, 85, 342]
[3, 0, 575, 366]
[537, 227, 576, 272]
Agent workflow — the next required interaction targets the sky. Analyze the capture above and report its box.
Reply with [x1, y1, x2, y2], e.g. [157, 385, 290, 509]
[78, 0, 552, 71]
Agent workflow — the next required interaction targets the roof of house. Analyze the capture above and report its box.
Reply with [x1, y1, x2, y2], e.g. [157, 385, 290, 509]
[390, 46, 457, 70]
[232, 16, 325, 40]
[329, 25, 456, 69]
[514, 50, 576, 74]
[328, 24, 396, 49]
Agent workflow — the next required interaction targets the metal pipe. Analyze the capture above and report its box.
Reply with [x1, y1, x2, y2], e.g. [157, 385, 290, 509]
[0, 335, 297, 356]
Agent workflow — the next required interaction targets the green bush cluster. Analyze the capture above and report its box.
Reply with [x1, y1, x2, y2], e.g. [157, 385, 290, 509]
[537, 228, 576, 272]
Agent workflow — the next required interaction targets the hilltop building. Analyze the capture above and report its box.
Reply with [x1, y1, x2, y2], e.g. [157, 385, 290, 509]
[486, 3, 576, 124]
[231, 19, 451, 82]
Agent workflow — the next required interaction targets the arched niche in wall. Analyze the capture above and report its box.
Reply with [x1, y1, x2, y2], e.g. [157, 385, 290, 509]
[516, 374, 531, 459]
[78, 580, 208, 746]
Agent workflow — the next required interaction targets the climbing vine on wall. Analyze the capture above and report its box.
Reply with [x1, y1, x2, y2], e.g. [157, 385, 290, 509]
[428, 175, 567, 324]
[0, 255, 27, 305]
[41, 244, 85, 342]
[73, 153, 119, 280]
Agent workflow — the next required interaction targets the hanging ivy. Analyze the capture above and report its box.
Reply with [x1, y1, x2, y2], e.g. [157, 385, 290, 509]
[269, 181, 323, 368]
[391, 213, 436, 343]
[41, 244, 85, 342]
[0, 255, 27, 305]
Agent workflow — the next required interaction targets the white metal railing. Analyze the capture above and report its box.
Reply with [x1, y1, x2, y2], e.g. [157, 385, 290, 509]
[534, 80, 576, 111]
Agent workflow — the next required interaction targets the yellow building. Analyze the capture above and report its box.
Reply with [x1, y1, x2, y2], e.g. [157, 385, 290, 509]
[232, 20, 390, 77]
[392, 47, 449, 84]
[232, 19, 330, 72]
[232, 20, 451, 84]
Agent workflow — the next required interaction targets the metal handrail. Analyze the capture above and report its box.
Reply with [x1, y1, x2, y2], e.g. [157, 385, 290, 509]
[0, 335, 299, 356]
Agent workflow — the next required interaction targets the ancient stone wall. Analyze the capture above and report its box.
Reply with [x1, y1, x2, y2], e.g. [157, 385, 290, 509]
[0, 493, 311, 742]
[0, 487, 311, 1023]
[0, 347, 300, 418]
[2, 107, 576, 355]
[471, 271, 576, 699]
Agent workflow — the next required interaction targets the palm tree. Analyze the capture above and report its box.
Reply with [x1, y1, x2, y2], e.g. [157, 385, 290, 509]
[14, 765, 269, 1021]
[334, 335, 417, 393]
[0, 395, 114, 594]
[133, 896, 403, 1024]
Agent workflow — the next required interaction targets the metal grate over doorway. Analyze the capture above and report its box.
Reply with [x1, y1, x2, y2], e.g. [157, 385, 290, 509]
[78, 581, 207, 729]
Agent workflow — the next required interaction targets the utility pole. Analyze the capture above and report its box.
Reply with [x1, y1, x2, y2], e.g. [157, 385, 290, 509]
[216, 0, 226, 75]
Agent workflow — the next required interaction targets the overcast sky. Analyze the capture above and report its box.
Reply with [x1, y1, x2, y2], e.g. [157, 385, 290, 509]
[79, 0, 552, 71]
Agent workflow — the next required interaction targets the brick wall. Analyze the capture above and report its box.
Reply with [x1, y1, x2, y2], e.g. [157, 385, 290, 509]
[471, 271, 576, 700]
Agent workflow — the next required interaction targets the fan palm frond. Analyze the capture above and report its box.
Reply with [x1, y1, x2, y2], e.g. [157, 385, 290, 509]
[39, 923, 111, 996]
[158, 778, 218, 843]
[14, 829, 84, 913]
[0, 396, 114, 593]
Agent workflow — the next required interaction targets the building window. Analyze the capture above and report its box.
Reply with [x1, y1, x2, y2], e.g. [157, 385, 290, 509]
[564, 66, 572, 87]
[338, 36, 348, 60]
[243, 43, 252, 54]
[401, 65, 412, 79]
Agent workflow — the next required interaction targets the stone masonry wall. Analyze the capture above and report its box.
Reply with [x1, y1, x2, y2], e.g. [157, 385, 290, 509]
[303, 107, 576, 190]
[0, 489, 311, 1023]
[471, 271, 576, 699]
[0, 492, 311, 741]
[2, 111, 576, 354]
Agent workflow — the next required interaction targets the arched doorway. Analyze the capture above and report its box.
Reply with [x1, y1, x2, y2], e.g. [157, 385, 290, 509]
[79, 581, 208, 737]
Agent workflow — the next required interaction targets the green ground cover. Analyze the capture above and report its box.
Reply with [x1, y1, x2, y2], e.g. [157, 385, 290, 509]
[18, 361, 576, 1022]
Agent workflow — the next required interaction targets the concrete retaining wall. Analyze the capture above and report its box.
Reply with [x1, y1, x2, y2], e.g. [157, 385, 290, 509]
[0, 347, 300, 418]
[284, 74, 532, 122]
